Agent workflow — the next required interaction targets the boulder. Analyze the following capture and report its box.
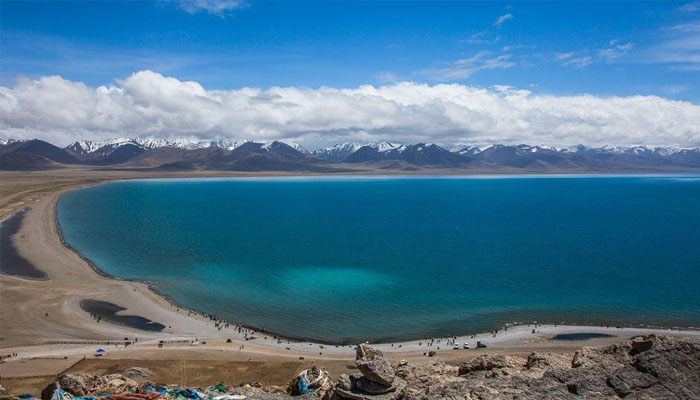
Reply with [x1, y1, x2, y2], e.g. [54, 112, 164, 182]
[354, 378, 396, 395]
[334, 378, 405, 400]
[355, 345, 394, 386]
[41, 375, 92, 399]
[630, 334, 658, 355]
[335, 374, 354, 391]
[525, 352, 549, 369]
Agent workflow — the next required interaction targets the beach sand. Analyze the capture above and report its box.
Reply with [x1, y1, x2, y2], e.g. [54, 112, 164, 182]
[2, 169, 699, 394]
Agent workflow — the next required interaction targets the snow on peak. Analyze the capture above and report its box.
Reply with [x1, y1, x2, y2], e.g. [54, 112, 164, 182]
[368, 142, 402, 152]
[64, 137, 311, 154]
[316, 143, 363, 154]
[0, 138, 24, 146]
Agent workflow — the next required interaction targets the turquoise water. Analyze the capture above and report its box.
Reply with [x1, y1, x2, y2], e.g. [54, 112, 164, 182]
[57, 175, 700, 343]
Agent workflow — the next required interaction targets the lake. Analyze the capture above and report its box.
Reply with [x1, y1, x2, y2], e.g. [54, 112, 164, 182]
[57, 175, 700, 343]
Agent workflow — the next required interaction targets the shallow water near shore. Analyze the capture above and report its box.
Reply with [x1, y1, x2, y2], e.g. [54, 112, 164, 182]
[57, 175, 700, 343]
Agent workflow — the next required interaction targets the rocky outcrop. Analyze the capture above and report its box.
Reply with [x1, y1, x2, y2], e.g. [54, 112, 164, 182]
[36, 336, 700, 400]
[400, 335, 700, 399]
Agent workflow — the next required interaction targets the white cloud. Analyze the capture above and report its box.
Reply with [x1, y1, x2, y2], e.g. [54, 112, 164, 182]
[1, 70, 699, 148]
[423, 52, 515, 80]
[598, 41, 634, 61]
[641, 21, 700, 69]
[662, 85, 688, 95]
[494, 13, 513, 28]
[373, 72, 400, 83]
[463, 30, 500, 45]
[555, 52, 575, 61]
[502, 44, 532, 52]
[170, 0, 245, 16]
[557, 40, 633, 68]
[670, 21, 700, 32]
[562, 56, 593, 68]
[679, 2, 699, 13]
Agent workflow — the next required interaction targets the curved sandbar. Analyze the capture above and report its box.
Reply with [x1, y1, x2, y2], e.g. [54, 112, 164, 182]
[0, 208, 48, 280]
[0, 179, 228, 348]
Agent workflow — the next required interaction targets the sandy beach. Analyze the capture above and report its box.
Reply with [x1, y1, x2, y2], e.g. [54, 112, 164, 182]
[2, 169, 700, 394]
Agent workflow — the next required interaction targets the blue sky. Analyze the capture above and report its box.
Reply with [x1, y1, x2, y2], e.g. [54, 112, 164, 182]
[1, 1, 699, 148]
[2, 1, 699, 99]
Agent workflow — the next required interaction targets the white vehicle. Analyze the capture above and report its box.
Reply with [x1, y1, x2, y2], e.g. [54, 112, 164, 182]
[463, 343, 470, 349]
[453, 343, 461, 349]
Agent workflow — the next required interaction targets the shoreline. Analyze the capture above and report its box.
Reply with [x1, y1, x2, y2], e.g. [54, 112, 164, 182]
[2, 171, 700, 355]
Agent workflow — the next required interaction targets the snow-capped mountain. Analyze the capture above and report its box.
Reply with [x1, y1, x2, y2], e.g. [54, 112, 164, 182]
[267, 140, 310, 154]
[312, 142, 405, 161]
[3, 136, 700, 171]
[312, 143, 363, 161]
[344, 142, 468, 166]
[368, 142, 403, 152]
[455, 146, 483, 156]
[65, 137, 308, 156]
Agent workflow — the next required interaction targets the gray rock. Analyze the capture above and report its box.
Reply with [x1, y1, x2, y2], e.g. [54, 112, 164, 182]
[334, 378, 405, 400]
[607, 365, 658, 397]
[355, 344, 394, 386]
[354, 378, 395, 395]
[336, 374, 353, 391]
[398, 335, 700, 400]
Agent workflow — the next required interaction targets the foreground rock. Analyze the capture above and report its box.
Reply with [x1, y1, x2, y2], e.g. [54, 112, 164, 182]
[36, 336, 700, 400]
[402, 335, 700, 399]
[334, 344, 403, 400]
[355, 344, 395, 387]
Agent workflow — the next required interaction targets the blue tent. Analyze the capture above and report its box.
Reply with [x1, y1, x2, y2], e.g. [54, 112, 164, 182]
[96, 349, 105, 353]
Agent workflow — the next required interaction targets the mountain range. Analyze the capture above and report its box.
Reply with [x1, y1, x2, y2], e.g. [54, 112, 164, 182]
[1, 137, 700, 172]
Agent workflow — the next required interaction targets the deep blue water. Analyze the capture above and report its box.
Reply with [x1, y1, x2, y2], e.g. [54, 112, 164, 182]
[57, 175, 700, 343]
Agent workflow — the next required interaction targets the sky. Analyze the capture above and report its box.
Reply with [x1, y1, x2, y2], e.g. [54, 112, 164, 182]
[1, 0, 700, 149]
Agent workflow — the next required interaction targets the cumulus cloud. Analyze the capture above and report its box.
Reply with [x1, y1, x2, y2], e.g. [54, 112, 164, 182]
[170, 0, 245, 16]
[1, 70, 699, 148]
